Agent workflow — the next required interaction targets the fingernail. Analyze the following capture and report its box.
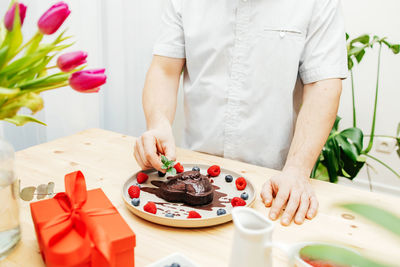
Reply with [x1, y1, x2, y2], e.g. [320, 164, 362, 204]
[270, 212, 276, 220]
[282, 218, 289, 225]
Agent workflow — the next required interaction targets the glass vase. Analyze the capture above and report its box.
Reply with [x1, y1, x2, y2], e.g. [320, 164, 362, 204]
[0, 137, 20, 260]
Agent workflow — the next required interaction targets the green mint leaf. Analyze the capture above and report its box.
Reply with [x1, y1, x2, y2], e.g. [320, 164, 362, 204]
[161, 155, 168, 164]
[167, 167, 176, 176]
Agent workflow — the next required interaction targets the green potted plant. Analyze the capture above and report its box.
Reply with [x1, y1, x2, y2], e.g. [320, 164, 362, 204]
[311, 34, 400, 184]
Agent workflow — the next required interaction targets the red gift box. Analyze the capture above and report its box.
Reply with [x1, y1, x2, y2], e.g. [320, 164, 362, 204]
[30, 171, 136, 267]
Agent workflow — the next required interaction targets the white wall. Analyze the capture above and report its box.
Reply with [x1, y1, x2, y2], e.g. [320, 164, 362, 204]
[0, 0, 399, 194]
[339, 0, 400, 193]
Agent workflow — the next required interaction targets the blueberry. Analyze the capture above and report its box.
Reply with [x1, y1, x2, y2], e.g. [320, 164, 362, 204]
[217, 208, 227, 216]
[192, 166, 200, 172]
[131, 198, 140, 206]
[240, 192, 249, 200]
[158, 171, 166, 177]
[225, 175, 233, 183]
[165, 213, 174, 218]
[171, 263, 180, 267]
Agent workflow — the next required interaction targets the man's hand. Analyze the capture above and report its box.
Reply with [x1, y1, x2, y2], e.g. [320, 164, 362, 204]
[261, 168, 318, 226]
[260, 79, 341, 226]
[134, 121, 176, 171]
[135, 55, 184, 171]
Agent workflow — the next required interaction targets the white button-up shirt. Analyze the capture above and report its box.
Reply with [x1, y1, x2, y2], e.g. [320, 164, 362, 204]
[153, 0, 347, 170]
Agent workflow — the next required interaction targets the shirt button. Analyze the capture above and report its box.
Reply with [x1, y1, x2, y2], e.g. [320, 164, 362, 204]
[279, 31, 286, 38]
[242, 0, 248, 2]
[238, 37, 243, 41]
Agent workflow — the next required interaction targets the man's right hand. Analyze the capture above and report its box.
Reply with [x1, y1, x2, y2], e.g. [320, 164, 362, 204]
[134, 121, 176, 171]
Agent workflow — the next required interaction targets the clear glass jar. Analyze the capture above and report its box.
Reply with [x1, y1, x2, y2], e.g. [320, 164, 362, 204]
[0, 137, 20, 260]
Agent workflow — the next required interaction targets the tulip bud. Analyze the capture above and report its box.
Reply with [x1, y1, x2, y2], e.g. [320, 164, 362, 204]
[4, 3, 27, 31]
[57, 51, 88, 72]
[38, 2, 70, 35]
[69, 69, 107, 93]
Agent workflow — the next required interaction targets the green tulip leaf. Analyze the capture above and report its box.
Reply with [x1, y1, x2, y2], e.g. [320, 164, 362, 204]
[300, 244, 390, 267]
[0, 23, 6, 46]
[19, 72, 70, 90]
[9, 56, 54, 87]
[4, 115, 46, 126]
[0, 92, 44, 119]
[1, 4, 23, 64]
[0, 87, 20, 97]
[24, 32, 43, 56]
[0, 44, 55, 77]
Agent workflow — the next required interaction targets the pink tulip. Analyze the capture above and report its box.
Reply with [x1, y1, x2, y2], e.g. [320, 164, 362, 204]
[4, 3, 27, 31]
[57, 51, 88, 72]
[38, 2, 70, 35]
[69, 69, 107, 93]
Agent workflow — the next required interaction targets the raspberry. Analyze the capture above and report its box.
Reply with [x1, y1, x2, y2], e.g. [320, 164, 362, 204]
[128, 185, 140, 198]
[302, 258, 336, 267]
[231, 197, 246, 207]
[137, 172, 148, 184]
[143, 201, 157, 214]
[235, 177, 247, 190]
[187, 210, 202, 218]
[174, 162, 184, 173]
[207, 165, 220, 177]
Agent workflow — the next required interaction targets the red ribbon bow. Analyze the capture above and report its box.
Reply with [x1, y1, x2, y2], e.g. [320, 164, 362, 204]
[42, 171, 117, 266]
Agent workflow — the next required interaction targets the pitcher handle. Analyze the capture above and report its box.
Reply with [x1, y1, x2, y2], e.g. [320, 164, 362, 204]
[264, 242, 296, 266]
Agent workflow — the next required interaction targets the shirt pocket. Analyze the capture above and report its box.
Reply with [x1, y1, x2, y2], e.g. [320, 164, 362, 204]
[254, 26, 305, 62]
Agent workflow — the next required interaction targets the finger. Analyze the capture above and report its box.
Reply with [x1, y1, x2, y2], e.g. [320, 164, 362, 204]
[306, 195, 319, 219]
[134, 141, 145, 169]
[142, 134, 162, 170]
[294, 193, 310, 225]
[136, 138, 151, 169]
[281, 191, 301, 226]
[157, 139, 176, 161]
[269, 188, 289, 221]
[260, 180, 273, 207]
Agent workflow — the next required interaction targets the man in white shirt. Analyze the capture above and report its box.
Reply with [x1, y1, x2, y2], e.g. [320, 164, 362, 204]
[134, 0, 347, 226]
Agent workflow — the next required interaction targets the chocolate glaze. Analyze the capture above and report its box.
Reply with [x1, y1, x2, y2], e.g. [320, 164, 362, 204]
[142, 171, 214, 206]
[141, 172, 230, 212]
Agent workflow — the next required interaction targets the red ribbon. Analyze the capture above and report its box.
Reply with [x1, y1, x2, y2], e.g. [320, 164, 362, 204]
[41, 171, 117, 266]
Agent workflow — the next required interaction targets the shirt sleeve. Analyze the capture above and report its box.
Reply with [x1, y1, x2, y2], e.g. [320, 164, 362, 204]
[153, 0, 185, 59]
[299, 0, 348, 84]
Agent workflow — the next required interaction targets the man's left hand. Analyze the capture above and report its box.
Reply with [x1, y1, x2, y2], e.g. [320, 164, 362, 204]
[260, 168, 318, 226]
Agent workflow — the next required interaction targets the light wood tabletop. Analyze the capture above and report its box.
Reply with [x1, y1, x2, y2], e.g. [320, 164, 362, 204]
[2, 128, 400, 267]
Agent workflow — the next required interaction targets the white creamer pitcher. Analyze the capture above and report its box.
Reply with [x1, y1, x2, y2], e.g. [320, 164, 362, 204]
[229, 207, 362, 267]
[229, 207, 281, 267]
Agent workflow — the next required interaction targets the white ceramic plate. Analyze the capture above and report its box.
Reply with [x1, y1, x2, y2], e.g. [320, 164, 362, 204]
[122, 163, 256, 228]
[146, 252, 199, 267]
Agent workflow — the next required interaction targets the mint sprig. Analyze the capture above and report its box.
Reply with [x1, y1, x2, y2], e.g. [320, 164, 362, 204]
[161, 155, 176, 175]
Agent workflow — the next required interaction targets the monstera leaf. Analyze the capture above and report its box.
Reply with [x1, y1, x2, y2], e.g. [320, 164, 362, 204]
[316, 117, 365, 183]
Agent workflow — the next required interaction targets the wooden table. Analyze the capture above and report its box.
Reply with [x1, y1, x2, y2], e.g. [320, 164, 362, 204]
[2, 129, 400, 267]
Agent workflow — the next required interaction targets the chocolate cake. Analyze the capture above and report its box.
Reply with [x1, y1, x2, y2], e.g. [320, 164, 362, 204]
[153, 171, 214, 206]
